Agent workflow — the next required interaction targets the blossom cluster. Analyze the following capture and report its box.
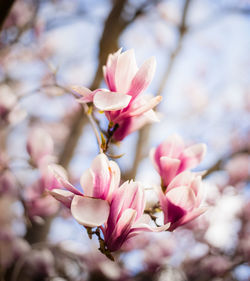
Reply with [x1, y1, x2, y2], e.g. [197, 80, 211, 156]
[73, 49, 161, 141]
[38, 49, 208, 258]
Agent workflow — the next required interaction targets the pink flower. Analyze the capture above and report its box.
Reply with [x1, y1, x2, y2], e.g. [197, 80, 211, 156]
[27, 128, 55, 167]
[25, 165, 66, 218]
[103, 181, 169, 252]
[157, 171, 206, 231]
[49, 153, 120, 228]
[150, 134, 206, 188]
[76, 49, 162, 141]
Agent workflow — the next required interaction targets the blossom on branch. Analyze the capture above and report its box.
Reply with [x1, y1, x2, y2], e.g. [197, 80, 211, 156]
[49, 153, 169, 253]
[75, 49, 162, 141]
[157, 171, 207, 231]
[49, 153, 120, 228]
[150, 134, 206, 188]
[103, 180, 169, 252]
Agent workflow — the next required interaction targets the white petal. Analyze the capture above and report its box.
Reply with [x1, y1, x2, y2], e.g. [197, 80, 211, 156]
[93, 91, 131, 111]
[115, 49, 138, 94]
[49, 189, 74, 208]
[80, 169, 95, 197]
[48, 164, 83, 195]
[129, 96, 162, 117]
[71, 196, 110, 227]
[71, 86, 92, 96]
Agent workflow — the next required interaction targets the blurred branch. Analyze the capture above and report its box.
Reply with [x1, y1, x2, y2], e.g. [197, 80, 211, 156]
[203, 147, 250, 178]
[0, 0, 15, 31]
[124, 0, 192, 180]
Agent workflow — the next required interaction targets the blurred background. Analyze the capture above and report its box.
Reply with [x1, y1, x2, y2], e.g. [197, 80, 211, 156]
[0, 0, 249, 280]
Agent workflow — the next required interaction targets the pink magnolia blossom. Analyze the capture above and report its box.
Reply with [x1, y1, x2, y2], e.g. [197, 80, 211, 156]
[157, 171, 206, 231]
[25, 165, 66, 218]
[49, 153, 120, 228]
[27, 128, 55, 167]
[150, 134, 206, 188]
[76, 49, 162, 141]
[103, 181, 169, 252]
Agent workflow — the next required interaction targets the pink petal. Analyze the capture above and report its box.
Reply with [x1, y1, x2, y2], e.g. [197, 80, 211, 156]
[93, 91, 131, 111]
[90, 153, 111, 199]
[49, 189, 74, 208]
[156, 135, 184, 160]
[115, 49, 138, 94]
[160, 157, 181, 187]
[166, 186, 196, 211]
[181, 143, 207, 170]
[71, 86, 92, 96]
[169, 207, 207, 231]
[149, 148, 160, 173]
[126, 109, 159, 136]
[167, 171, 195, 191]
[107, 181, 145, 234]
[106, 160, 121, 202]
[107, 208, 137, 252]
[104, 49, 122, 91]
[72, 86, 94, 103]
[71, 196, 110, 227]
[190, 177, 204, 207]
[80, 169, 95, 197]
[117, 181, 145, 220]
[129, 96, 162, 117]
[48, 164, 83, 196]
[130, 223, 170, 236]
[129, 57, 156, 98]
[114, 208, 137, 236]
[132, 214, 170, 233]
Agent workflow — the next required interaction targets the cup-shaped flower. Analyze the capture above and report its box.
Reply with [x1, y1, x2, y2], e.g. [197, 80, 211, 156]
[150, 134, 206, 188]
[76, 49, 161, 141]
[103, 180, 169, 252]
[49, 153, 120, 228]
[157, 171, 206, 231]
